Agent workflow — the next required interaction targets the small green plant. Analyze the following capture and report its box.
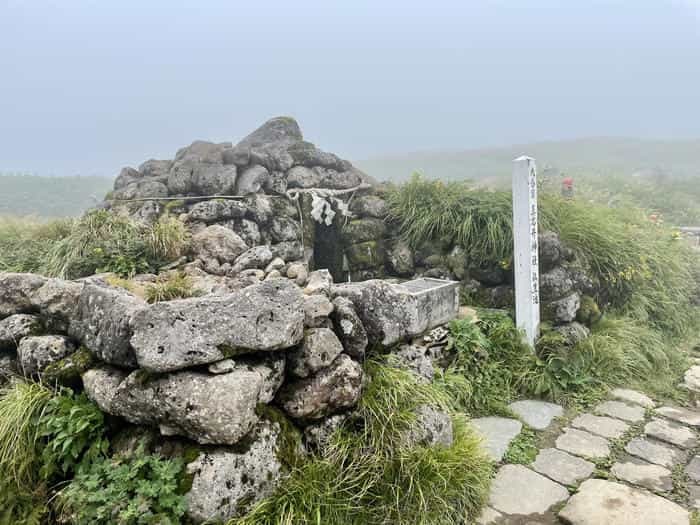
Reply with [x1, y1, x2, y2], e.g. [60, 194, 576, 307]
[144, 272, 199, 303]
[37, 389, 109, 480]
[58, 445, 188, 525]
[146, 214, 189, 262]
[503, 427, 538, 465]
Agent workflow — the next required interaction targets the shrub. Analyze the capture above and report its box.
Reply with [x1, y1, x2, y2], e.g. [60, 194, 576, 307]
[58, 446, 188, 525]
[232, 358, 493, 525]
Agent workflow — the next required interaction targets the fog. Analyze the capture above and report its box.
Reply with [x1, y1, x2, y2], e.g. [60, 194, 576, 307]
[1, 0, 699, 177]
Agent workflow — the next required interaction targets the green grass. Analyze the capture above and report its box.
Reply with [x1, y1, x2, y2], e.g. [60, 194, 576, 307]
[144, 272, 199, 303]
[231, 358, 493, 525]
[0, 211, 188, 279]
[503, 427, 538, 465]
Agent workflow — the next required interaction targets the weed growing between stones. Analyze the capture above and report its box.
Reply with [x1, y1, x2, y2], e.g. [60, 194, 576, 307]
[503, 427, 539, 465]
[230, 358, 494, 525]
[144, 272, 200, 303]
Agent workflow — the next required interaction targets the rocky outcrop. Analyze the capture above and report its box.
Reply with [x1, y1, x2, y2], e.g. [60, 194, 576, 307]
[17, 335, 76, 376]
[130, 279, 304, 372]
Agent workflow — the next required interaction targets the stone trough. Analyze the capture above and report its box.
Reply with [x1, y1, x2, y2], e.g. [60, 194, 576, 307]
[392, 277, 460, 334]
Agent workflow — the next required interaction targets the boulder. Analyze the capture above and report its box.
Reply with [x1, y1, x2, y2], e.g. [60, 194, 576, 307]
[17, 335, 76, 376]
[130, 279, 304, 372]
[303, 294, 334, 328]
[304, 269, 332, 296]
[83, 358, 284, 445]
[544, 292, 581, 324]
[341, 218, 387, 245]
[287, 166, 323, 189]
[236, 165, 270, 195]
[139, 159, 172, 178]
[278, 354, 363, 420]
[540, 266, 574, 301]
[187, 200, 248, 223]
[34, 278, 83, 331]
[553, 322, 590, 346]
[386, 240, 415, 277]
[330, 297, 368, 359]
[269, 216, 301, 243]
[286, 141, 350, 172]
[393, 343, 434, 383]
[350, 195, 388, 219]
[191, 225, 249, 275]
[185, 420, 284, 523]
[288, 328, 344, 378]
[223, 218, 261, 247]
[468, 264, 506, 286]
[192, 165, 238, 195]
[446, 245, 468, 279]
[0, 272, 47, 318]
[539, 231, 564, 270]
[114, 167, 142, 190]
[174, 140, 230, 164]
[114, 180, 169, 200]
[0, 314, 42, 350]
[344, 240, 386, 271]
[231, 246, 274, 274]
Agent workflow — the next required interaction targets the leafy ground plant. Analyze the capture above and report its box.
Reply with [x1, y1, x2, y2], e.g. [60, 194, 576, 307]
[58, 445, 188, 525]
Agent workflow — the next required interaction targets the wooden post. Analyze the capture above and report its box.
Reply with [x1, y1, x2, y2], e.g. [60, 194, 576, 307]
[512, 156, 540, 347]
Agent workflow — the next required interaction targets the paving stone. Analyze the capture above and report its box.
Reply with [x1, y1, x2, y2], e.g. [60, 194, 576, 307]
[644, 417, 698, 449]
[611, 458, 673, 492]
[475, 506, 502, 524]
[571, 413, 629, 439]
[683, 366, 700, 393]
[689, 485, 700, 510]
[488, 464, 569, 516]
[610, 388, 655, 409]
[686, 455, 700, 483]
[624, 437, 688, 468]
[594, 400, 645, 423]
[508, 399, 563, 430]
[555, 427, 610, 459]
[532, 448, 594, 486]
[471, 417, 522, 462]
[558, 479, 688, 525]
[657, 406, 700, 427]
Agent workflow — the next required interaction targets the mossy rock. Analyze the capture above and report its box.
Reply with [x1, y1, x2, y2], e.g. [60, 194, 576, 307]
[255, 404, 304, 470]
[41, 346, 97, 387]
[163, 199, 187, 214]
[341, 218, 387, 245]
[345, 240, 386, 270]
[576, 295, 602, 326]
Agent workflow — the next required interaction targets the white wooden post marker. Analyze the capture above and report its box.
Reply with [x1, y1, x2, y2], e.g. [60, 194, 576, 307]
[512, 156, 540, 347]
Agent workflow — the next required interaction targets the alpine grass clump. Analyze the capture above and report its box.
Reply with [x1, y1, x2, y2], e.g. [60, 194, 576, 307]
[231, 358, 493, 525]
[144, 272, 199, 303]
[0, 216, 72, 273]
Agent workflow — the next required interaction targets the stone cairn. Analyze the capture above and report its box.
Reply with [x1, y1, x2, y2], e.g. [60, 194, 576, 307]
[0, 117, 600, 522]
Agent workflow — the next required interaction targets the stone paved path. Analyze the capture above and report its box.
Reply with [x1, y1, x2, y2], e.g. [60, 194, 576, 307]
[475, 359, 700, 524]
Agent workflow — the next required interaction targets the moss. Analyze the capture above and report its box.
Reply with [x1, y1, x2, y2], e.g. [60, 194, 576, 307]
[255, 404, 304, 470]
[344, 240, 386, 270]
[41, 347, 97, 387]
[341, 218, 387, 245]
[577, 295, 602, 326]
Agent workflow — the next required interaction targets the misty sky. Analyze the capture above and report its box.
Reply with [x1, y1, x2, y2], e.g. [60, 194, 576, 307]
[1, 0, 700, 177]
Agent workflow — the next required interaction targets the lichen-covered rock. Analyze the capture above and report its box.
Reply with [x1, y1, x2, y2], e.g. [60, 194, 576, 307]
[305, 269, 332, 296]
[341, 218, 387, 245]
[303, 414, 348, 451]
[303, 294, 334, 328]
[231, 246, 274, 274]
[544, 292, 581, 324]
[278, 354, 363, 420]
[393, 343, 434, 383]
[287, 166, 323, 188]
[0, 314, 42, 350]
[553, 322, 590, 346]
[404, 405, 453, 448]
[386, 240, 415, 277]
[68, 284, 145, 367]
[350, 195, 388, 219]
[236, 165, 270, 195]
[269, 216, 301, 243]
[130, 279, 304, 372]
[270, 241, 304, 262]
[288, 328, 344, 378]
[83, 357, 284, 445]
[345, 240, 385, 271]
[191, 225, 249, 275]
[114, 167, 142, 190]
[34, 278, 83, 331]
[468, 264, 506, 286]
[0, 272, 47, 318]
[540, 267, 574, 301]
[41, 346, 97, 386]
[192, 164, 237, 195]
[113, 180, 169, 200]
[539, 231, 564, 270]
[185, 420, 283, 523]
[139, 159, 172, 178]
[187, 200, 248, 223]
[330, 297, 368, 359]
[17, 335, 76, 376]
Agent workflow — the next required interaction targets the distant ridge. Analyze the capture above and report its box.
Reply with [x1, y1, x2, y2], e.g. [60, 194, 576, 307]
[355, 137, 700, 182]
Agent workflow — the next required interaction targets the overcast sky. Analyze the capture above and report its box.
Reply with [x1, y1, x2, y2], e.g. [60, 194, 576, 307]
[1, 0, 699, 177]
